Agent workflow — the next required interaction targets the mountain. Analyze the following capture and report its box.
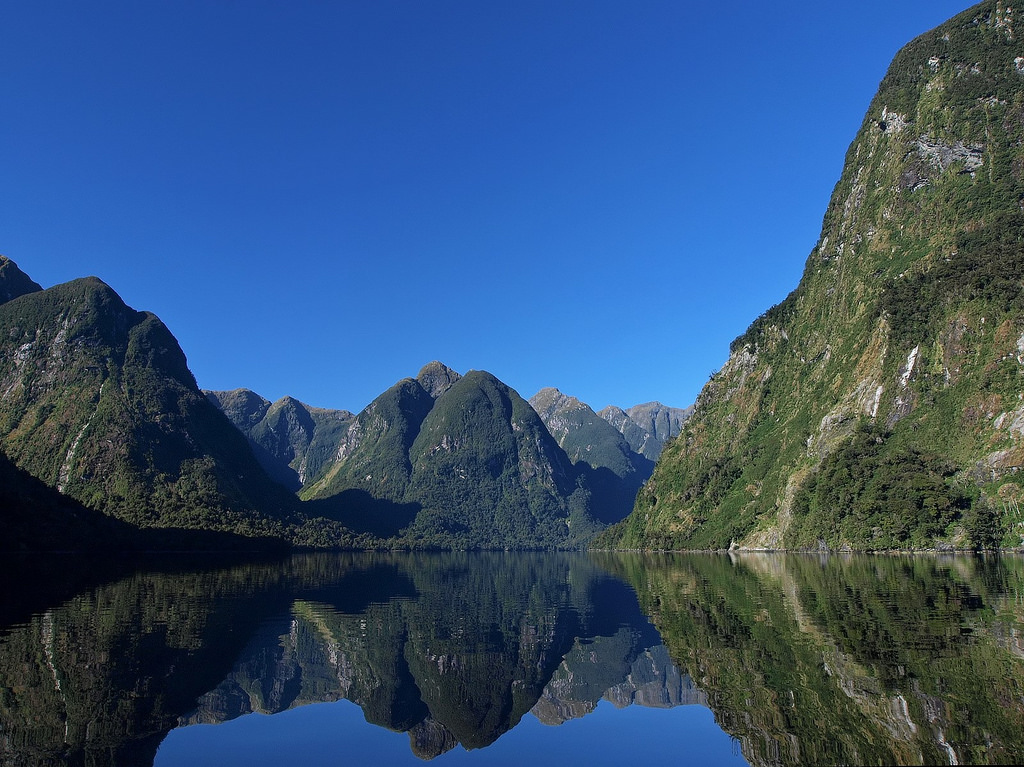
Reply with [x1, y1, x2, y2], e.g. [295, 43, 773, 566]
[530, 388, 651, 478]
[597, 401, 692, 461]
[0, 268, 300, 539]
[302, 362, 604, 547]
[205, 389, 354, 491]
[0, 450, 130, 551]
[0, 255, 42, 304]
[530, 387, 655, 522]
[604, 0, 1024, 551]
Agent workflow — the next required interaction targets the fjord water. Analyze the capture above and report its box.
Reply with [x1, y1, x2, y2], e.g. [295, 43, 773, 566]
[0, 553, 1021, 766]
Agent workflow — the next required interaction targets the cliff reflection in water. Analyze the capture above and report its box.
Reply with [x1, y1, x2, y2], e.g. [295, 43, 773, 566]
[606, 552, 1024, 767]
[1, 552, 1022, 766]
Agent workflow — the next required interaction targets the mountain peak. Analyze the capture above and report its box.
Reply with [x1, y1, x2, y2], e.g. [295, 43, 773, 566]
[529, 388, 585, 419]
[416, 361, 462, 398]
[0, 255, 43, 305]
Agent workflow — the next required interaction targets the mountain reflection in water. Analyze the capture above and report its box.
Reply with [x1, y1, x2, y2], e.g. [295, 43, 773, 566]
[0, 552, 1022, 766]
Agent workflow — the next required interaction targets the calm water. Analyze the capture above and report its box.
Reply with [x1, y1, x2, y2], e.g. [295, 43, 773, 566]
[0, 551, 1021, 766]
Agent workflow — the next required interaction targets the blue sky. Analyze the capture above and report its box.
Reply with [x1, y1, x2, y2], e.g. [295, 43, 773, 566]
[2, 1, 973, 413]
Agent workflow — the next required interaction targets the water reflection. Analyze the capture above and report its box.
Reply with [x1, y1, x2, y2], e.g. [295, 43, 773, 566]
[606, 552, 1024, 766]
[174, 553, 684, 759]
[0, 552, 1021, 766]
[0, 553, 699, 766]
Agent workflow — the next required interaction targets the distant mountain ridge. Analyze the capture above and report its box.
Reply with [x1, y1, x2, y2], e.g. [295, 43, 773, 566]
[597, 401, 692, 461]
[207, 368, 690, 546]
[204, 389, 354, 491]
[0, 254, 684, 551]
[530, 387, 649, 478]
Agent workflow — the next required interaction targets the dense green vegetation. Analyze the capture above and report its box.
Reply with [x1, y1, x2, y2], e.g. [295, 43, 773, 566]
[786, 423, 973, 549]
[0, 276, 302, 542]
[880, 211, 1024, 348]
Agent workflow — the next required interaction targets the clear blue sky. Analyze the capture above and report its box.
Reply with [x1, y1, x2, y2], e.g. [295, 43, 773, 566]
[2, 0, 973, 413]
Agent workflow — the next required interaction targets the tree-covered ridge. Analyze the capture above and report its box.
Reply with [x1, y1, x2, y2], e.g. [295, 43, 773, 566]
[0, 274, 300, 538]
[300, 365, 607, 548]
[607, 0, 1024, 551]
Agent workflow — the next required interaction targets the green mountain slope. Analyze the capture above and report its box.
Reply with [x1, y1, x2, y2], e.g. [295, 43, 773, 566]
[0, 450, 130, 550]
[606, 1, 1024, 551]
[302, 368, 438, 506]
[206, 388, 354, 491]
[0, 273, 299, 538]
[302, 363, 601, 547]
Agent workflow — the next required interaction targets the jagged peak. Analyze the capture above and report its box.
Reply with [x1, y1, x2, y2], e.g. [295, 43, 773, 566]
[206, 387, 260, 398]
[416, 361, 462, 398]
[529, 387, 587, 416]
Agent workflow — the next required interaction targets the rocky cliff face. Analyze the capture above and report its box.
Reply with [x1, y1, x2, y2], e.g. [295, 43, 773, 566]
[611, 0, 1024, 551]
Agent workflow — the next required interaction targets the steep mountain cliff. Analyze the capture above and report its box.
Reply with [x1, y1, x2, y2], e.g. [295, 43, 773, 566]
[0, 270, 298, 537]
[608, 0, 1024, 551]
[302, 363, 603, 547]
[205, 389, 354, 491]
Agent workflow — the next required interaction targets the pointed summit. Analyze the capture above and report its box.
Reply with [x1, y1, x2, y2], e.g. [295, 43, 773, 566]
[529, 387, 584, 420]
[416, 361, 462, 399]
[0, 255, 43, 305]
